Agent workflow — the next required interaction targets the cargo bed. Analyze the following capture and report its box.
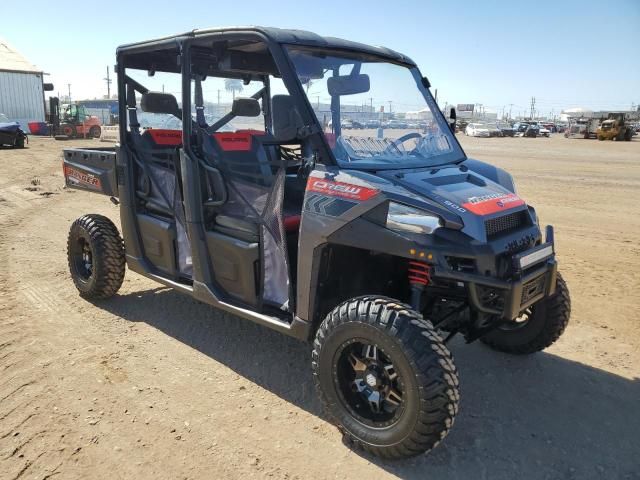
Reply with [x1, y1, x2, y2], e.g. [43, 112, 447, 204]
[63, 147, 118, 197]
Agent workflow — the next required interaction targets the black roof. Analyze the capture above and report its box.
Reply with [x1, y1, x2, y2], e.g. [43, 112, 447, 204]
[117, 26, 416, 66]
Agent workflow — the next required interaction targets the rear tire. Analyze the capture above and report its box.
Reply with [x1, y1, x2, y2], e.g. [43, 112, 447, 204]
[481, 273, 570, 354]
[89, 126, 101, 138]
[62, 124, 77, 138]
[15, 136, 25, 148]
[67, 214, 125, 299]
[312, 296, 459, 459]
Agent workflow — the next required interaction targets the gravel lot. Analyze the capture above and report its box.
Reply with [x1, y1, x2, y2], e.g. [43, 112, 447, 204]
[1, 134, 639, 479]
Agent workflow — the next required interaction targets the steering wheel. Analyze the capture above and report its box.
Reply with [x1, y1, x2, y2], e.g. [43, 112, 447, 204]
[382, 132, 423, 155]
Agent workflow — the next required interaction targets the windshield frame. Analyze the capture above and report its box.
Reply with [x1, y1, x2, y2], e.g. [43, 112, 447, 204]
[283, 45, 467, 171]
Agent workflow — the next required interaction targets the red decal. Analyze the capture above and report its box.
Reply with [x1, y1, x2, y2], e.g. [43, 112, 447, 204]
[307, 178, 379, 201]
[213, 131, 262, 151]
[64, 165, 101, 189]
[462, 193, 525, 215]
[146, 129, 182, 146]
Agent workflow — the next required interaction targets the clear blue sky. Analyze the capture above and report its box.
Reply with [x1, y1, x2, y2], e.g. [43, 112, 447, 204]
[4, 0, 639, 116]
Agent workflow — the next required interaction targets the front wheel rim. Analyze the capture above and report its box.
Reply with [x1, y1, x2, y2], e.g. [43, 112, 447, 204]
[334, 339, 405, 428]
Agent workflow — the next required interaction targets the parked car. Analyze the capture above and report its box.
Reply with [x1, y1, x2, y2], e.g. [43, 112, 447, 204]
[541, 123, 556, 133]
[364, 119, 380, 128]
[514, 122, 535, 137]
[0, 113, 27, 148]
[465, 122, 491, 137]
[531, 122, 551, 137]
[487, 124, 502, 137]
[387, 119, 408, 129]
[496, 122, 515, 137]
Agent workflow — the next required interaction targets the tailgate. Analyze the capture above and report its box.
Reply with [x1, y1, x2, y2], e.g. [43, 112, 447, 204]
[63, 147, 118, 196]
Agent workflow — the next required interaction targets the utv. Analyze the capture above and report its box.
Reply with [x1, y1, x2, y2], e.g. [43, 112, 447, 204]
[63, 27, 570, 459]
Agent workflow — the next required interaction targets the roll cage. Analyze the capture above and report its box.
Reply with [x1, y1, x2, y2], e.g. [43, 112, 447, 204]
[115, 27, 431, 168]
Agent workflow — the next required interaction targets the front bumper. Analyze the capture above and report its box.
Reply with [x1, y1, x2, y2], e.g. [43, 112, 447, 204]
[432, 242, 558, 320]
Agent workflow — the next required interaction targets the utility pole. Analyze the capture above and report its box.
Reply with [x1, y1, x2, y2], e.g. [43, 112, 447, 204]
[388, 101, 392, 114]
[67, 84, 71, 103]
[369, 97, 373, 112]
[530, 96, 536, 120]
[103, 66, 112, 99]
[508, 103, 514, 119]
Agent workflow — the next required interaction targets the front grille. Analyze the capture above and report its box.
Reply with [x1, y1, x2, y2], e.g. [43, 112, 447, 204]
[485, 210, 528, 238]
[521, 274, 547, 305]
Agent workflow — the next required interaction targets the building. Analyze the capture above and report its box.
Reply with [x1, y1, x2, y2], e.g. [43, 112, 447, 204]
[0, 38, 46, 132]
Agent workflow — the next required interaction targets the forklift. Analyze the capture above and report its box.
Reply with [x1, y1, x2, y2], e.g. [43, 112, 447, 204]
[49, 96, 102, 139]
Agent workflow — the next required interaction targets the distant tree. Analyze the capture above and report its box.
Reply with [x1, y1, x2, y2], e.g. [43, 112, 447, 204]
[224, 79, 243, 100]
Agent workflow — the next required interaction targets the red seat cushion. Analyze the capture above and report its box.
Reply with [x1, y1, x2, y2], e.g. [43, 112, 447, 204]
[283, 214, 301, 232]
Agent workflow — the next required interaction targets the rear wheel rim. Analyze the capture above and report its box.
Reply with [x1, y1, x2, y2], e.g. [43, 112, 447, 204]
[334, 339, 405, 428]
[71, 237, 93, 283]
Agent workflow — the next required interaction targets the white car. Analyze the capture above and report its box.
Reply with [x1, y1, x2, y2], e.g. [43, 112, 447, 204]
[538, 126, 551, 137]
[465, 123, 490, 137]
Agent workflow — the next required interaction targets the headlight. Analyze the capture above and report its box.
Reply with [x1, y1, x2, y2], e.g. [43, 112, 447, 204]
[386, 202, 442, 235]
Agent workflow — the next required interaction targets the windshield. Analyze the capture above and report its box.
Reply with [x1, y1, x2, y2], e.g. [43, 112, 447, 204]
[285, 47, 464, 169]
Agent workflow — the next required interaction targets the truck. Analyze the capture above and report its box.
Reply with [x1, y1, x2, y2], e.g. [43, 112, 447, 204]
[564, 117, 601, 139]
[61, 26, 570, 459]
[597, 113, 635, 141]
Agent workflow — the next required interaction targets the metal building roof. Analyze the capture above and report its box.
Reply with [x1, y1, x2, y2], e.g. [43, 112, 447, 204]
[0, 39, 41, 74]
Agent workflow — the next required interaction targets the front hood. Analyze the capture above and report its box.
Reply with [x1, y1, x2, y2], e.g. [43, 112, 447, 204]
[376, 165, 531, 241]
[0, 122, 21, 132]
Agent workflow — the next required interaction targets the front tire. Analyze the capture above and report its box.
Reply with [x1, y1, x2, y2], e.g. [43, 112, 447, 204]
[481, 273, 570, 354]
[312, 296, 459, 459]
[67, 214, 125, 299]
[89, 126, 101, 138]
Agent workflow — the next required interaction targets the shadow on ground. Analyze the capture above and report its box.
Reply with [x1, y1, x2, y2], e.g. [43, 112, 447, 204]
[99, 287, 640, 480]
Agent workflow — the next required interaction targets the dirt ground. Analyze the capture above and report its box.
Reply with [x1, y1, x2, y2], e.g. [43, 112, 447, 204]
[1, 134, 639, 480]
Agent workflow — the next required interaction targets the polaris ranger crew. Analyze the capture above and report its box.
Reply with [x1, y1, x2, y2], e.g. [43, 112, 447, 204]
[63, 27, 570, 459]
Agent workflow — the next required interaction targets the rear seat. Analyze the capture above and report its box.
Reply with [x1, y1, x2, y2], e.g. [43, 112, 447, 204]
[132, 129, 183, 217]
[205, 130, 302, 237]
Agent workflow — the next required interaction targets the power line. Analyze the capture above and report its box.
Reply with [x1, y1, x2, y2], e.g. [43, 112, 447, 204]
[530, 96, 536, 120]
[103, 66, 112, 99]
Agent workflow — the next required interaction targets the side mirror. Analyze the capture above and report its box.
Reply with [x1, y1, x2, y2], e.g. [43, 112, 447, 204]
[449, 107, 457, 133]
[43, 83, 54, 92]
[231, 98, 261, 117]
